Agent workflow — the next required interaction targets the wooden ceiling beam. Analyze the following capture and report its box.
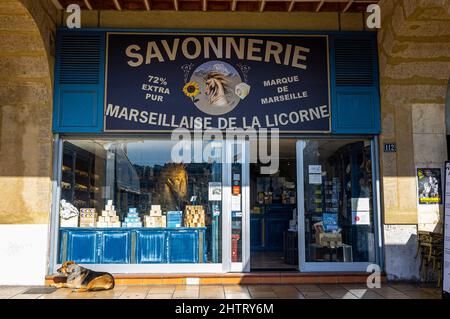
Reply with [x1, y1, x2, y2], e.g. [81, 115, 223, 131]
[259, 0, 266, 12]
[343, 0, 354, 13]
[231, 0, 237, 11]
[316, 0, 325, 12]
[84, 0, 93, 10]
[143, 0, 151, 10]
[113, 0, 122, 11]
[288, 0, 295, 12]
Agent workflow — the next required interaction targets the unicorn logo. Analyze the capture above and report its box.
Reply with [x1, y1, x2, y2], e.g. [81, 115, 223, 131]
[188, 61, 244, 116]
[204, 71, 231, 107]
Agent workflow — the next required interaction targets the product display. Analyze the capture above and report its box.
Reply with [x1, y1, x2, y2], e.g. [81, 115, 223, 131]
[317, 232, 342, 248]
[167, 211, 183, 228]
[144, 205, 167, 227]
[122, 207, 142, 228]
[59, 199, 79, 227]
[97, 200, 121, 228]
[184, 205, 205, 227]
[79, 208, 97, 227]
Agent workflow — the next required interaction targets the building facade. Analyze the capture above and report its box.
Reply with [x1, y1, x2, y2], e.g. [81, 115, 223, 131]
[0, 0, 449, 285]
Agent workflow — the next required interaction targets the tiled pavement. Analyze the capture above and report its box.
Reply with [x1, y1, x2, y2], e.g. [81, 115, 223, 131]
[0, 283, 443, 299]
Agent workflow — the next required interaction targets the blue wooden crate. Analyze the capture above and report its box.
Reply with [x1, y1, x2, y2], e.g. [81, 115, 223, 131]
[100, 231, 131, 264]
[59, 227, 206, 264]
[135, 229, 167, 263]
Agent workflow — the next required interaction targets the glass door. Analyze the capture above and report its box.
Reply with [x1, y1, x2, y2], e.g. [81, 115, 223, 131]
[297, 139, 380, 272]
[223, 140, 250, 272]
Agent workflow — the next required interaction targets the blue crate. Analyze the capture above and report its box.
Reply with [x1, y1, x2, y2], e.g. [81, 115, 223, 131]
[167, 211, 183, 228]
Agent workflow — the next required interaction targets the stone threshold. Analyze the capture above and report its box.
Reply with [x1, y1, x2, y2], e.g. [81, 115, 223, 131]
[45, 272, 387, 286]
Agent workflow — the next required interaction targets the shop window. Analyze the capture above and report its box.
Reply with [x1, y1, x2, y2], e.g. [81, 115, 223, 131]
[302, 139, 376, 263]
[58, 139, 222, 265]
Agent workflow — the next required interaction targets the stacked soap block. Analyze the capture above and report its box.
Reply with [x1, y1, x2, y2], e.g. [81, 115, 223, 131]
[80, 208, 97, 228]
[184, 205, 205, 227]
[97, 200, 121, 228]
[167, 211, 183, 228]
[122, 207, 143, 228]
[144, 205, 167, 228]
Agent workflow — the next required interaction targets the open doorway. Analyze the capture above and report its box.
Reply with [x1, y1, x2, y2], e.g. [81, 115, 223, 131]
[250, 139, 298, 271]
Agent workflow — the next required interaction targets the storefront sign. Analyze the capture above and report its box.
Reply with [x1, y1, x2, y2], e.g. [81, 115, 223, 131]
[104, 33, 330, 132]
[417, 168, 442, 205]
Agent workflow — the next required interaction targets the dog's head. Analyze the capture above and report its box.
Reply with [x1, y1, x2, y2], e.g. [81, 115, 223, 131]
[57, 261, 78, 276]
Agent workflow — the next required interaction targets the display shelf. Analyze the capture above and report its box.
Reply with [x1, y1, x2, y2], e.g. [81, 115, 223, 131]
[60, 142, 98, 212]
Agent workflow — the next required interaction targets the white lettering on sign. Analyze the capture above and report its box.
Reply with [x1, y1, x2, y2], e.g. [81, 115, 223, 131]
[125, 37, 310, 69]
[106, 103, 329, 131]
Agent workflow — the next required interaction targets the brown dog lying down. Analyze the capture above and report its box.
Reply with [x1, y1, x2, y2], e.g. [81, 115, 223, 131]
[52, 261, 115, 292]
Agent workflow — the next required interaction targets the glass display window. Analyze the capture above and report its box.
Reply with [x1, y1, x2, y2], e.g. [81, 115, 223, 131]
[300, 139, 377, 266]
[57, 138, 223, 265]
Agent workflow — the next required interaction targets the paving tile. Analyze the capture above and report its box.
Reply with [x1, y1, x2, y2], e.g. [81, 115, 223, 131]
[388, 283, 420, 292]
[92, 290, 124, 299]
[225, 293, 251, 299]
[118, 292, 148, 299]
[175, 285, 199, 291]
[271, 285, 305, 299]
[200, 286, 225, 299]
[382, 293, 411, 299]
[327, 291, 358, 299]
[295, 284, 323, 293]
[247, 285, 275, 292]
[173, 290, 199, 299]
[341, 283, 369, 290]
[148, 285, 176, 294]
[223, 285, 249, 294]
[402, 291, 438, 299]
[249, 291, 278, 299]
[302, 291, 332, 299]
[146, 293, 174, 299]
[343, 288, 370, 299]
[0, 287, 28, 298]
[66, 291, 95, 299]
[9, 294, 43, 299]
[273, 292, 306, 299]
[123, 285, 151, 293]
[421, 288, 442, 297]
[359, 291, 386, 299]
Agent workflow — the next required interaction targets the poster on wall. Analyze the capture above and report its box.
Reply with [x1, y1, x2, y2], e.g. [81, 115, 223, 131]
[104, 33, 330, 132]
[208, 182, 222, 201]
[443, 162, 450, 295]
[417, 168, 442, 205]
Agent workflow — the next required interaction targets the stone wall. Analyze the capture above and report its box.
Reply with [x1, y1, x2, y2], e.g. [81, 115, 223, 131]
[378, 0, 450, 280]
[0, 0, 56, 224]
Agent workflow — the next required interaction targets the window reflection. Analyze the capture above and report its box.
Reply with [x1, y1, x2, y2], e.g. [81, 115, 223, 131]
[59, 139, 222, 264]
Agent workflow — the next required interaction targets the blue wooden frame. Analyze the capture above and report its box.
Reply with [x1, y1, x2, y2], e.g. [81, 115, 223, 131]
[52, 28, 380, 134]
[59, 227, 207, 264]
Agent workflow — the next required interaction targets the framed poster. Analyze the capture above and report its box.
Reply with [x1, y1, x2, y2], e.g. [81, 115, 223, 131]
[417, 168, 442, 205]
